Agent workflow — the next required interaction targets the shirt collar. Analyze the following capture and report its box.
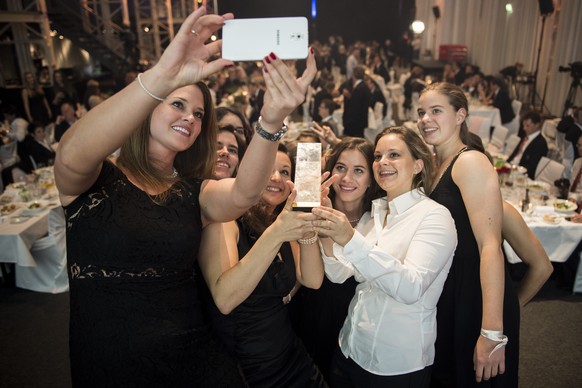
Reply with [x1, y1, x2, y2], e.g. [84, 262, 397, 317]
[371, 188, 426, 216]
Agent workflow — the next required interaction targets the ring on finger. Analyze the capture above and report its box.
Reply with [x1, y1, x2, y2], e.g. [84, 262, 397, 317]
[191, 29, 200, 37]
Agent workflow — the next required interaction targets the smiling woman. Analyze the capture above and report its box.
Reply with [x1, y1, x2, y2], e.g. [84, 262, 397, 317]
[310, 127, 457, 387]
[198, 144, 328, 387]
[53, 6, 317, 386]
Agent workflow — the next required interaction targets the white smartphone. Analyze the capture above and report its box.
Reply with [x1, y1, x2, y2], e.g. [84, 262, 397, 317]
[222, 17, 308, 61]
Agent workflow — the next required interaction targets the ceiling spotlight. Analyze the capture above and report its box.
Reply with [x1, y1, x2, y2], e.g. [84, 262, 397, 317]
[411, 20, 425, 34]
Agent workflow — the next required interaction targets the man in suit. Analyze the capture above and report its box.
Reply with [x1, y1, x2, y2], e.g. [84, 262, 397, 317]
[339, 66, 371, 138]
[507, 111, 548, 179]
[490, 77, 516, 125]
[557, 106, 582, 159]
[317, 98, 339, 136]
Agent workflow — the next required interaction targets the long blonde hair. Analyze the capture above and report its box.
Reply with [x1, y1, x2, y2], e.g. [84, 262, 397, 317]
[117, 81, 217, 203]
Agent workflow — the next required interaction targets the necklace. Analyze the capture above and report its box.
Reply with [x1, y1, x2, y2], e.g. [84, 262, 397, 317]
[348, 217, 361, 224]
[169, 167, 178, 179]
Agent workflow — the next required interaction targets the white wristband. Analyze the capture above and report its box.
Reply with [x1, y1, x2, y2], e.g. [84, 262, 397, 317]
[480, 328, 508, 358]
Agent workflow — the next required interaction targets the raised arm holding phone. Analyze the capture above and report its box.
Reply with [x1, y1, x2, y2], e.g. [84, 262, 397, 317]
[54, 7, 316, 386]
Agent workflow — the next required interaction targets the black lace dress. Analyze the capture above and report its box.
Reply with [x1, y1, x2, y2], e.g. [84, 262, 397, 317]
[429, 150, 519, 388]
[203, 219, 327, 388]
[65, 161, 245, 387]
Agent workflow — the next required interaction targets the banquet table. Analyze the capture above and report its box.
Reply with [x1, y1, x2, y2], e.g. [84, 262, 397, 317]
[501, 183, 582, 264]
[0, 197, 60, 267]
[0, 168, 68, 293]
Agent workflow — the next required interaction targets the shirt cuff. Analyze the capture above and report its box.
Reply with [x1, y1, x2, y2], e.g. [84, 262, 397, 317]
[334, 230, 370, 264]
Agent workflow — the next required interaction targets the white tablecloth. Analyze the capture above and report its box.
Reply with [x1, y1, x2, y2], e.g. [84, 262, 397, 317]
[503, 207, 582, 264]
[0, 201, 57, 266]
[470, 105, 502, 132]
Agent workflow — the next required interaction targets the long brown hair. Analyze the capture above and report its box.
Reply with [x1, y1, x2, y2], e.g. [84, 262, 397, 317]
[117, 81, 217, 203]
[324, 137, 383, 213]
[374, 126, 436, 193]
[420, 82, 470, 145]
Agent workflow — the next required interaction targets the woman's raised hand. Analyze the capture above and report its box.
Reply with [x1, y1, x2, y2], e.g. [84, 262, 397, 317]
[320, 171, 338, 208]
[151, 7, 235, 90]
[259, 49, 317, 127]
[311, 206, 354, 247]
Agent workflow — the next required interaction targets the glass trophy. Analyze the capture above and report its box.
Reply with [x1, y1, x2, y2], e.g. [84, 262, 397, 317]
[292, 142, 321, 211]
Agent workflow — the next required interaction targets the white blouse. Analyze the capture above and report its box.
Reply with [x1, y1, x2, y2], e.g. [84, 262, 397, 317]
[323, 189, 457, 376]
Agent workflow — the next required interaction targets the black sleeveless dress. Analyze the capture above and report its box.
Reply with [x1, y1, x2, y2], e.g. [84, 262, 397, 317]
[429, 149, 519, 387]
[65, 161, 245, 387]
[204, 219, 327, 388]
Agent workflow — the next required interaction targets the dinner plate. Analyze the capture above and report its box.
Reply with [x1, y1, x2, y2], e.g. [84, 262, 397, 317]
[10, 217, 29, 224]
[528, 180, 550, 193]
[542, 214, 562, 224]
[0, 204, 19, 216]
[553, 199, 577, 213]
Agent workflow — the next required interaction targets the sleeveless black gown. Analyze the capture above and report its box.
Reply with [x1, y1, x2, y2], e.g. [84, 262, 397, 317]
[65, 161, 245, 387]
[203, 218, 327, 388]
[429, 149, 519, 387]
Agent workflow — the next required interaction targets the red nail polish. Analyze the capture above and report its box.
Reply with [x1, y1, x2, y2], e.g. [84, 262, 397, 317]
[264, 56, 271, 64]
[263, 66, 269, 73]
[225, 64, 233, 68]
[269, 52, 277, 60]
[310, 47, 314, 54]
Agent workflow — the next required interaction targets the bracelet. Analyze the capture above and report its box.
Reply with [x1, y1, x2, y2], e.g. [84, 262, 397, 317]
[480, 328, 508, 358]
[137, 73, 165, 102]
[298, 232, 318, 245]
[283, 292, 292, 304]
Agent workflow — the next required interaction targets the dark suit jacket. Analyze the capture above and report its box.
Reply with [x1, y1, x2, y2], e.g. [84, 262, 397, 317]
[565, 126, 582, 159]
[342, 80, 371, 138]
[507, 134, 548, 179]
[492, 90, 515, 124]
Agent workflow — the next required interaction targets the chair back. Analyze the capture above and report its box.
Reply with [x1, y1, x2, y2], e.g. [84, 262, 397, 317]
[504, 134, 521, 156]
[14, 207, 68, 293]
[490, 126, 509, 149]
[534, 156, 565, 188]
[468, 115, 492, 143]
[505, 100, 522, 136]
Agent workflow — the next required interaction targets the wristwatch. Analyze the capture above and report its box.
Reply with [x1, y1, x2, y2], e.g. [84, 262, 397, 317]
[255, 116, 288, 142]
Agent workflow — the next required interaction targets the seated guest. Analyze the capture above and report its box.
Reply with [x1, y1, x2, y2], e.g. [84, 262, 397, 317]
[568, 136, 582, 204]
[27, 121, 56, 168]
[506, 111, 548, 179]
[365, 75, 388, 123]
[213, 125, 246, 180]
[489, 77, 515, 125]
[311, 79, 335, 123]
[54, 101, 78, 142]
[557, 106, 582, 159]
[318, 98, 339, 136]
[1, 105, 33, 183]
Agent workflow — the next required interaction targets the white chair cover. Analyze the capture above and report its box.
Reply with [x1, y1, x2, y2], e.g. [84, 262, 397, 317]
[490, 126, 509, 149]
[15, 207, 68, 293]
[468, 115, 492, 143]
[504, 134, 521, 156]
[505, 100, 522, 136]
[332, 110, 344, 136]
[534, 156, 565, 194]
